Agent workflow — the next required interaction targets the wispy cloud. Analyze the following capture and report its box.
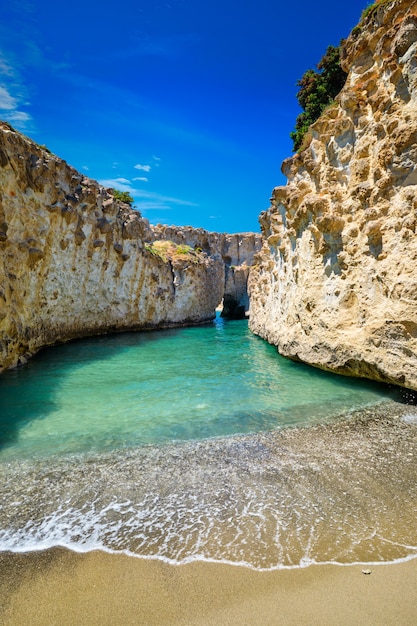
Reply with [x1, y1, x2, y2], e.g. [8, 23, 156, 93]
[98, 33, 199, 62]
[133, 176, 148, 182]
[98, 177, 199, 211]
[137, 202, 173, 211]
[135, 192, 198, 226]
[5, 111, 31, 123]
[0, 56, 14, 77]
[133, 158, 159, 177]
[99, 177, 132, 191]
[135, 189, 199, 208]
[0, 51, 33, 130]
[0, 85, 17, 109]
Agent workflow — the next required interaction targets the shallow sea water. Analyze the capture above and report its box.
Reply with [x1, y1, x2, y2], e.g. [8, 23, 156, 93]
[1, 317, 417, 569]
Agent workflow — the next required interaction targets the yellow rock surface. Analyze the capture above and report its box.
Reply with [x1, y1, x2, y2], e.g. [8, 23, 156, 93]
[249, 0, 417, 389]
[0, 123, 226, 371]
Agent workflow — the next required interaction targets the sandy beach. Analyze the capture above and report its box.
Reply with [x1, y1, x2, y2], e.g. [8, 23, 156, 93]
[1, 549, 417, 625]
[2, 403, 417, 625]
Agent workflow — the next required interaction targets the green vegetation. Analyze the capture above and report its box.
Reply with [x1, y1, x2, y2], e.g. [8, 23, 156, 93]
[361, 2, 377, 20]
[290, 45, 347, 152]
[360, 0, 389, 22]
[144, 240, 204, 264]
[112, 188, 134, 206]
[144, 242, 165, 261]
[176, 244, 194, 255]
[351, 2, 391, 40]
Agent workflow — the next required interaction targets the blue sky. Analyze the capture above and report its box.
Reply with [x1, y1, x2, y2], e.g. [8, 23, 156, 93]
[1, 1, 370, 234]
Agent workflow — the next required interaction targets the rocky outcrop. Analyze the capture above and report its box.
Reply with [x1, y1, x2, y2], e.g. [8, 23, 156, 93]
[152, 225, 262, 318]
[249, 0, 417, 390]
[0, 122, 228, 372]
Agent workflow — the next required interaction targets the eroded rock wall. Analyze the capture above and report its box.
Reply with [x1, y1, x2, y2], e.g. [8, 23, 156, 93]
[0, 122, 225, 371]
[249, 0, 417, 389]
[152, 224, 262, 318]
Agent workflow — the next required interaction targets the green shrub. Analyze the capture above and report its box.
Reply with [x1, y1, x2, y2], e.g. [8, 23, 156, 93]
[144, 240, 203, 264]
[361, 3, 376, 20]
[176, 244, 193, 255]
[290, 44, 347, 152]
[144, 242, 166, 261]
[360, 0, 391, 23]
[112, 188, 134, 206]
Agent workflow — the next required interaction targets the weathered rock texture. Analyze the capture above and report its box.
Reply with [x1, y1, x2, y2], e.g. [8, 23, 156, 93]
[249, 0, 417, 390]
[152, 225, 262, 318]
[0, 122, 260, 372]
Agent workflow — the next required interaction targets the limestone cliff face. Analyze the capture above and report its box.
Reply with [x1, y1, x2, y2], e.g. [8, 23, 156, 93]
[152, 225, 262, 318]
[0, 122, 226, 372]
[249, 0, 417, 389]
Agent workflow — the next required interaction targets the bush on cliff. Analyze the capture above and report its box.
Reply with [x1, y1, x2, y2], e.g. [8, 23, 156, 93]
[144, 240, 204, 264]
[361, 0, 389, 22]
[112, 188, 134, 206]
[290, 44, 347, 152]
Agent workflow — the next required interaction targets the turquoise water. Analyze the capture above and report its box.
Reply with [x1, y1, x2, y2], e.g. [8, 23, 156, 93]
[0, 317, 395, 460]
[1, 318, 417, 569]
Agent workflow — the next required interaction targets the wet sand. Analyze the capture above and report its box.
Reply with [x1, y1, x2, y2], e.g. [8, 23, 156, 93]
[1, 549, 417, 625]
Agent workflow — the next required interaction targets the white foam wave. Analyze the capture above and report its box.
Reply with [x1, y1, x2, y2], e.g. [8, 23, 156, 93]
[401, 413, 417, 424]
[2, 536, 417, 573]
[2, 405, 417, 571]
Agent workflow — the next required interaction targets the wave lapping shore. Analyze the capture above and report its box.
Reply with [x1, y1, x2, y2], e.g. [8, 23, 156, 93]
[1, 402, 417, 570]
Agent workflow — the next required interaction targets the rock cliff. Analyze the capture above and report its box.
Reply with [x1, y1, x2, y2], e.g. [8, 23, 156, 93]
[152, 225, 262, 318]
[249, 0, 417, 390]
[0, 122, 257, 372]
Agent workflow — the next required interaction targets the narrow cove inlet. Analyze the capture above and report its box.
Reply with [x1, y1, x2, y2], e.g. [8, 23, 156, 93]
[1, 316, 417, 569]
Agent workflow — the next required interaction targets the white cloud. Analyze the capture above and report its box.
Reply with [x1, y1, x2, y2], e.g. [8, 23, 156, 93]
[98, 178, 199, 211]
[133, 176, 148, 182]
[0, 85, 18, 110]
[0, 53, 33, 130]
[0, 55, 14, 77]
[138, 202, 173, 211]
[134, 190, 199, 214]
[135, 189, 198, 207]
[152, 155, 161, 161]
[5, 111, 31, 122]
[82, 165, 89, 171]
[98, 178, 135, 192]
[134, 164, 151, 172]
